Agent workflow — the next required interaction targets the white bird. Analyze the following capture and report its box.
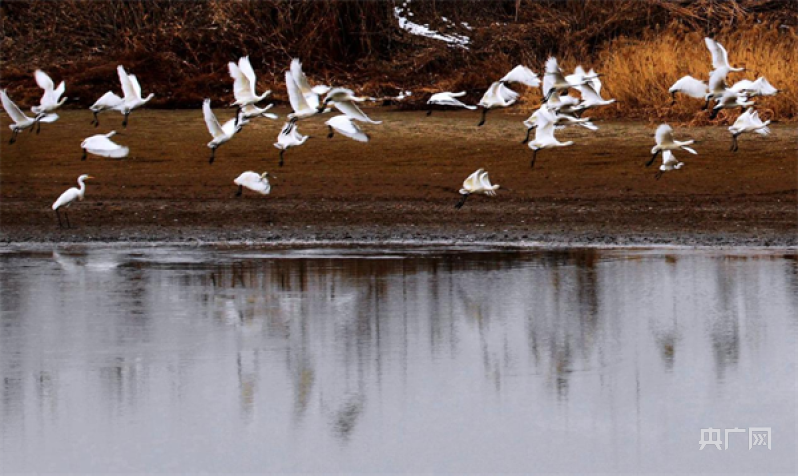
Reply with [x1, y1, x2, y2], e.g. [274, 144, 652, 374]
[527, 107, 574, 168]
[477, 64, 540, 126]
[565, 65, 599, 91]
[522, 104, 596, 144]
[240, 103, 278, 121]
[203, 98, 247, 164]
[455, 168, 500, 209]
[1, 89, 54, 144]
[229, 56, 271, 122]
[234, 171, 272, 196]
[654, 150, 685, 180]
[117, 65, 155, 127]
[52, 174, 94, 228]
[705, 37, 745, 72]
[730, 77, 779, 97]
[545, 89, 581, 114]
[290, 58, 330, 111]
[728, 107, 770, 152]
[274, 121, 309, 167]
[31, 69, 66, 119]
[89, 91, 124, 127]
[705, 66, 731, 109]
[325, 115, 369, 142]
[426, 91, 476, 115]
[318, 88, 382, 124]
[668, 76, 708, 104]
[647, 124, 697, 167]
[574, 83, 616, 111]
[709, 90, 754, 120]
[542, 57, 585, 102]
[81, 131, 129, 160]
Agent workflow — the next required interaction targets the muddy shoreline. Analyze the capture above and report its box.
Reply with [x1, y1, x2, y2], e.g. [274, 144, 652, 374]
[1, 109, 796, 247]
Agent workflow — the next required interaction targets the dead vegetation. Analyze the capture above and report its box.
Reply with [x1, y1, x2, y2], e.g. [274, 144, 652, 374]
[1, 0, 796, 120]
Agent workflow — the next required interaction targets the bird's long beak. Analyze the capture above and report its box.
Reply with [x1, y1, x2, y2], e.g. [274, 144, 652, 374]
[87, 176, 96, 179]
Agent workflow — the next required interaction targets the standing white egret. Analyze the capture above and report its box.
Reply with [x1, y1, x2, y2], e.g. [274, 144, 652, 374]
[455, 168, 500, 209]
[728, 107, 770, 152]
[426, 91, 476, 115]
[318, 88, 382, 124]
[81, 131, 129, 160]
[705, 37, 745, 72]
[31, 69, 66, 123]
[89, 91, 124, 127]
[1, 89, 53, 144]
[203, 99, 247, 164]
[229, 56, 271, 124]
[654, 150, 685, 180]
[52, 174, 94, 228]
[527, 107, 574, 168]
[234, 171, 272, 196]
[647, 124, 697, 167]
[668, 76, 707, 104]
[477, 65, 540, 126]
[274, 122, 309, 167]
[325, 115, 369, 142]
[117, 65, 155, 127]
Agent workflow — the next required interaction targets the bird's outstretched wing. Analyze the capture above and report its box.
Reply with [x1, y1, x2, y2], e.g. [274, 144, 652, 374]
[1, 89, 29, 123]
[229, 62, 250, 102]
[117, 65, 136, 100]
[285, 71, 310, 114]
[669, 76, 707, 98]
[91, 91, 124, 110]
[290, 58, 314, 95]
[128, 75, 143, 100]
[334, 101, 381, 124]
[462, 169, 483, 191]
[705, 37, 730, 70]
[501, 65, 540, 88]
[238, 56, 258, 97]
[83, 135, 130, 158]
[326, 115, 369, 142]
[203, 99, 225, 139]
[577, 83, 604, 102]
[34, 70, 56, 105]
[655, 124, 674, 145]
[708, 67, 730, 93]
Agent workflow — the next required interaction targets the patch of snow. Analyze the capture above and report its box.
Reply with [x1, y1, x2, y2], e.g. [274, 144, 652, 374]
[394, 7, 470, 49]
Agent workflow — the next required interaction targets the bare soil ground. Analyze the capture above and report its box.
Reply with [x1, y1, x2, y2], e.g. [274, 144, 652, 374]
[0, 108, 796, 246]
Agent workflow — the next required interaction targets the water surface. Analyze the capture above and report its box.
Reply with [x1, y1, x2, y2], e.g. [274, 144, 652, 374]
[1, 247, 796, 473]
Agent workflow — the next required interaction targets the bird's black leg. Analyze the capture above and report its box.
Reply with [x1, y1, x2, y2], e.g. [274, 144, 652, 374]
[732, 134, 739, 152]
[9, 129, 18, 145]
[236, 185, 243, 197]
[281, 119, 296, 134]
[426, 109, 432, 117]
[122, 112, 129, 128]
[327, 126, 334, 139]
[65, 211, 71, 229]
[702, 98, 710, 110]
[55, 210, 63, 228]
[209, 147, 216, 164]
[454, 193, 469, 209]
[709, 108, 719, 120]
[530, 149, 538, 168]
[234, 107, 241, 126]
[521, 127, 533, 144]
[542, 88, 555, 103]
[91, 111, 98, 126]
[36, 120, 41, 134]
[655, 170, 664, 180]
[81, 149, 87, 161]
[646, 150, 660, 167]
[477, 108, 488, 127]
[670, 92, 677, 106]
[279, 149, 285, 167]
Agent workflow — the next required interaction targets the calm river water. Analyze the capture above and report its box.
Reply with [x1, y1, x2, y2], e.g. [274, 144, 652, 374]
[0, 246, 796, 474]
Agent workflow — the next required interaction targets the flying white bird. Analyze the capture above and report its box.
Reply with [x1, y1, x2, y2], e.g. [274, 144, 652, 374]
[527, 107, 575, 168]
[89, 91, 124, 127]
[52, 174, 94, 228]
[522, 104, 596, 144]
[477, 65, 540, 126]
[31, 69, 66, 120]
[705, 37, 745, 72]
[709, 90, 754, 120]
[1, 89, 54, 144]
[117, 65, 155, 127]
[318, 88, 382, 124]
[81, 131, 129, 160]
[240, 103, 278, 121]
[654, 150, 685, 180]
[426, 91, 476, 115]
[647, 124, 697, 167]
[574, 83, 616, 111]
[325, 115, 369, 142]
[229, 56, 271, 123]
[565, 65, 599, 91]
[728, 107, 770, 152]
[455, 168, 500, 209]
[542, 57, 586, 102]
[704, 66, 731, 110]
[545, 89, 581, 115]
[203, 98, 247, 164]
[274, 121, 309, 167]
[234, 171, 272, 196]
[730, 77, 780, 97]
[668, 76, 708, 104]
[290, 58, 330, 110]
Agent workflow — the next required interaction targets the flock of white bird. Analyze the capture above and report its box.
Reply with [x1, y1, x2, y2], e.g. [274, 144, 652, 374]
[0, 36, 780, 227]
